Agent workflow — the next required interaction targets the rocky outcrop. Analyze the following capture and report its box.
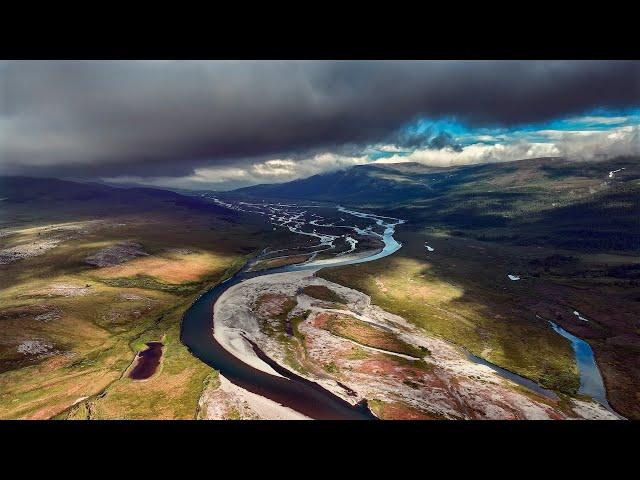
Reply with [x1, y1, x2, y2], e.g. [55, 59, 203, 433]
[85, 242, 148, 267]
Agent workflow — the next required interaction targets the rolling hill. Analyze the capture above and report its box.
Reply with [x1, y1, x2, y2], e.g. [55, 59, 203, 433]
[0, 176, 236, 228]
[227, 156, 640, 252]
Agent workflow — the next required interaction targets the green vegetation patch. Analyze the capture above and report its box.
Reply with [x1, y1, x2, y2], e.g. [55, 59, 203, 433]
[323, 361, 340, 374]
[95, 274, 202, 295]
[301, 285, 346, 304]
[253, 293, 298, 337]
[368, 398, 441, 420]
[289, 310, 310, 343]
[318, 312, 426, 358]
[251, 254, 310, 272]
[319, 255, 580, 395]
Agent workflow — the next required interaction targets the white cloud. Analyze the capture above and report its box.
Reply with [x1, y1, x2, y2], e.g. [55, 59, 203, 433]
[104, 152, 371, 190]
[555, 125, 639, 159]
[252, 159, 298, 177]
[376, 125, 639, 168]
[376, 142, 560, 167]
[568, 115, 629, 125]
[104, 125, 639, 190]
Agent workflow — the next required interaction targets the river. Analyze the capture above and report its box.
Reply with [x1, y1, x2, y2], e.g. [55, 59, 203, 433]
[181, 200, 615, 419]
[548, 320, 621, 416]
[181, 205, 404, 419]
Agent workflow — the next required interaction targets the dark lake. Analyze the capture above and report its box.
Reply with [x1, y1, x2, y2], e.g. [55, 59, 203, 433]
[129, 342, 163, 380]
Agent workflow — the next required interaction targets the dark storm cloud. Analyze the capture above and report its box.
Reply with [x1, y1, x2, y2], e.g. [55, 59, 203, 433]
[393, 129, 463, 152]
[430, 133, 463, 152]
[1, 60, 638, 178]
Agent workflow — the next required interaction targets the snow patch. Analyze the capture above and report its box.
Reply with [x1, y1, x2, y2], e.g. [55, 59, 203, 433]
[573, 310, 589, 322]
[608, 168, 625, 178]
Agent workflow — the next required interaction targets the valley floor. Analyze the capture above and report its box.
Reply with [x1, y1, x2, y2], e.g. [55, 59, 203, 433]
[200, 268, 616, 419]
[0, 208, 272, 419]
[319, 229, 639, 419]
[1, 194, 636, 420]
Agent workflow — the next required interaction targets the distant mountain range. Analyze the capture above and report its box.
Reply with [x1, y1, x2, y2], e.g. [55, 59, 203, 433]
[230, 162, 456, 204]
[0, 176, 233, 226]
[229, 157, 635, 205]
[226, 156, 640, 252]
[2, 155, 638, 252]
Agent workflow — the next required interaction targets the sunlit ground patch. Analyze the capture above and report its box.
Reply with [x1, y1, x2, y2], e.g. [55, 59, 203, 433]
[92, 250, 232, 284]
[250, 254, 311, 272]
[312, 311, 427, 358]
[301, 285, 346, 304]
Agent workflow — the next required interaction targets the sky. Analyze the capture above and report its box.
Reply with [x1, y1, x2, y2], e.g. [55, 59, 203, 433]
[1, 60, 639, 190]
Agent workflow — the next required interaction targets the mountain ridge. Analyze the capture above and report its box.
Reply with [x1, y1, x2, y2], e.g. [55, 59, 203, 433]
[224, 155, 640, 252]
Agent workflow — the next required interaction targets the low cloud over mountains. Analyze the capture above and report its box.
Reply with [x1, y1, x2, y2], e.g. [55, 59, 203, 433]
[1, 60, 638, 189]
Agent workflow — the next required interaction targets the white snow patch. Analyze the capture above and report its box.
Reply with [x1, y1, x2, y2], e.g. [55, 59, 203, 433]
[573, 310, 590, 322]
[608, 168, 625, 178]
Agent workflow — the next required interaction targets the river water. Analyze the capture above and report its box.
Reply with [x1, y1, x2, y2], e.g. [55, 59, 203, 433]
[181, 200, 615, 419]
[181, 205, 404, 419]
[548, 321, 621, 416]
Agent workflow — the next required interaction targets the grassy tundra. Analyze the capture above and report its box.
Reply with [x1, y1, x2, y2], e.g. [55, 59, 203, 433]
[0, 178, 281, 419]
